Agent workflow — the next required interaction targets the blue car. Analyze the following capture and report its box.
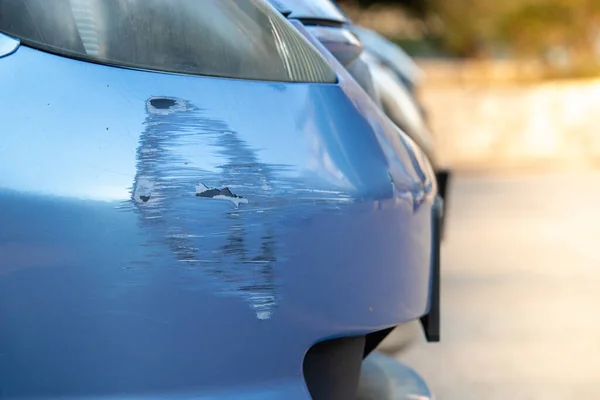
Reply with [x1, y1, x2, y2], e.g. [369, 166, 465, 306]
[0, 1, 439, 399]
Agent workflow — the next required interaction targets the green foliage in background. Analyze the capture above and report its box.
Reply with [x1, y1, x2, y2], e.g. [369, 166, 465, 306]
[342, 0, 600, 73]
[425, 0, 502, 57]
[428, 0, 600, 64]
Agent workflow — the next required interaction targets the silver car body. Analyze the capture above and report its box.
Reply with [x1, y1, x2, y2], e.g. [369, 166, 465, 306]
[362, 51, 436, 165]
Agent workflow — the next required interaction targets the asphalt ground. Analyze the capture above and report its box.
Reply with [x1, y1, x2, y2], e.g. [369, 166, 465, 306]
[396, 172, 600, 399]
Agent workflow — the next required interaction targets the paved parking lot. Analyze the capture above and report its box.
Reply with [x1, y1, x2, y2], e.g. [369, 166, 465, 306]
[397, 172, 600, 399]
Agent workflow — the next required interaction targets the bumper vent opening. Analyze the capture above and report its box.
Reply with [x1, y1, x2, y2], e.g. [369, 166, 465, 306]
[302, 327, 396, 400]
[302, 335, 366, 400]
[363, 327, 395, 358]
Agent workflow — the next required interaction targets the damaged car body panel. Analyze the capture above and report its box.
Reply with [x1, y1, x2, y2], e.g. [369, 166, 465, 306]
[0, 1, 436, 398]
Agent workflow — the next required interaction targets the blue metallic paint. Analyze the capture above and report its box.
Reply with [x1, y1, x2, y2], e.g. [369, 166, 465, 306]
[0, 21, 435, 399]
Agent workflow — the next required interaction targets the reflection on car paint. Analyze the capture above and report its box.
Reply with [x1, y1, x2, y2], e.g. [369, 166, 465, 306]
[0, 31, 19, 58]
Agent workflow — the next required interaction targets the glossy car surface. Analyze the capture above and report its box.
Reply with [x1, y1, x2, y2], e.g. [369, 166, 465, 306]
[0, 1, 436, 398]
[358, 353, 434, 400]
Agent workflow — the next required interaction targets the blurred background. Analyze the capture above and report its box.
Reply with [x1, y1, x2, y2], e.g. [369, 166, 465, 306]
[339, 0, 600, 171]
[337, 0, 600, 398]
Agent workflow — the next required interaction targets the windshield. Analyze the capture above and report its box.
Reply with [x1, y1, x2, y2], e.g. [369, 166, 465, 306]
[0, 0, 336, 82]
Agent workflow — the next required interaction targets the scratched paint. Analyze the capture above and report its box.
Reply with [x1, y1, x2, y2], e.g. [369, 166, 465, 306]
[127, 96, 355, 320]
[196, 183, 249, 207]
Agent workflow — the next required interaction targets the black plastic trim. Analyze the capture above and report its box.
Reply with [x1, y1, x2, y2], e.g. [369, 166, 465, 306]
[420, 195, 442, 342]
[363, 327, 394, 358]
[303, 336, 366, 400]
[435, 169, 451, 240]
[296, 18, 345, 28]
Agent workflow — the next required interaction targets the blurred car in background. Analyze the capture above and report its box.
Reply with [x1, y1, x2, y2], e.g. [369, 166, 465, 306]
[362, 50, 435, 165]
[351, 25, 425, 96]
[270, 0, 382, 103]
[271, 0, 451, 237]
[351, 26, 452, 233]
[0, 0, 438, 399]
